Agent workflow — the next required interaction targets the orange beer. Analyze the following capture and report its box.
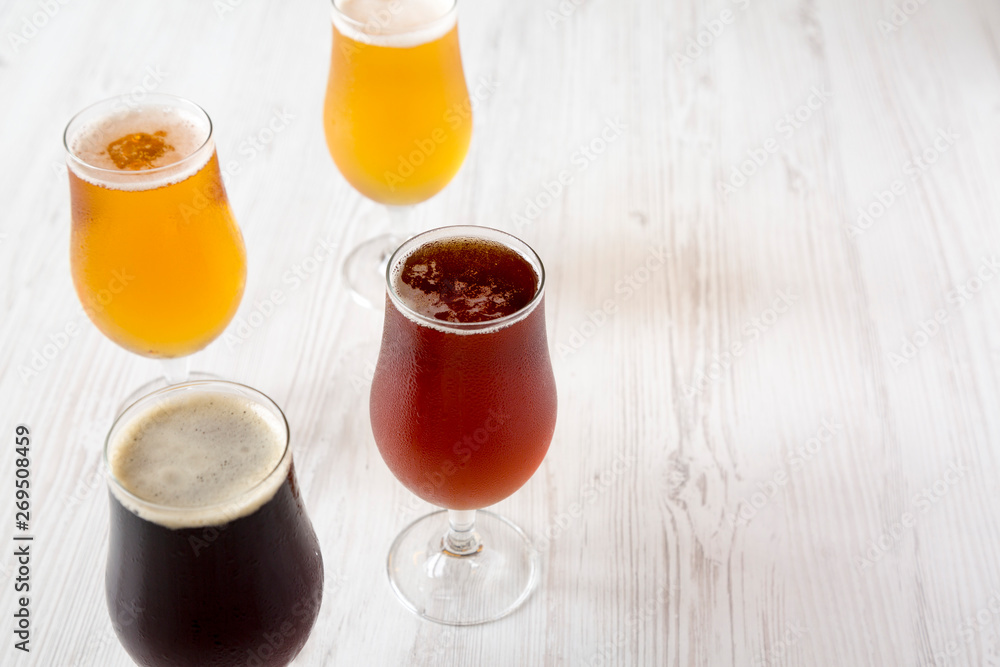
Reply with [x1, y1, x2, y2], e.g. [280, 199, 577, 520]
[66, 96, 246, 358]
[323, 0, 473, 205]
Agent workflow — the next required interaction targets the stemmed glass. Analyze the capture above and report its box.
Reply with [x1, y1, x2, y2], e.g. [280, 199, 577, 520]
[105, 380, 323, 666]
[65, 94, 246, 401]
[369, 226, 558, 625]
[323, 0, 473, 309]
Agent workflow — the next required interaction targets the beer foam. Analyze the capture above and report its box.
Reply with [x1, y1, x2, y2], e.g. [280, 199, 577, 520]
[333, 0, 456, 48]
[108, 390, 291, 529]
[67, 104, 212, 192]
[389, 236, 542, 335]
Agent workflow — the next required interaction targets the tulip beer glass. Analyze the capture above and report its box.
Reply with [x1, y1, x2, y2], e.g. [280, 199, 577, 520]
[323, 0, 473, 308]
[104, 381, 324, 666]
[370, 226, 557, 625]
[65, 94, 246, 388]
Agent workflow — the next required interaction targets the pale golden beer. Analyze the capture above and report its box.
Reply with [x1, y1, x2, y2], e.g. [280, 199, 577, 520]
[323, 0, 473, 205]
[66, 95, 246, 359]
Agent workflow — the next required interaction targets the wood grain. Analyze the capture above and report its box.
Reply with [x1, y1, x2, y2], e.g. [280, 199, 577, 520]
[1, 0, 998, 665]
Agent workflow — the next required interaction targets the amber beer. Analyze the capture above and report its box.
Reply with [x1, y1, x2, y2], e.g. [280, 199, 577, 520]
[105, 382, 323, 667]
[323, 0, 473, 205]
[370, 228, 558, 509]
[66, 95, 246, 358]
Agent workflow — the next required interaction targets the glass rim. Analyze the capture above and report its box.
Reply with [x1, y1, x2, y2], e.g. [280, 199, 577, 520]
[63, 93, 214, 178]
[103, 380, 291, 516]
[329, 0, 458, 38]
[384, 225, 547, 333]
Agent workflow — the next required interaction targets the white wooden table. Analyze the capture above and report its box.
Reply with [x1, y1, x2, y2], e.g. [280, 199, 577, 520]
[2, 0, 1000, 664]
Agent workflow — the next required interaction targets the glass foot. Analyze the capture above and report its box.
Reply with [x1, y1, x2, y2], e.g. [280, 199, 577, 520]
[342, 233, 403, 311]
[386, 510, 540, 626]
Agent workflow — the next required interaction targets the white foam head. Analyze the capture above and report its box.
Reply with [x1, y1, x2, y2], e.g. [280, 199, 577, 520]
[332, 0, 457, 48]
[65, 94, 213, 192]
[106, 384, 291, 530]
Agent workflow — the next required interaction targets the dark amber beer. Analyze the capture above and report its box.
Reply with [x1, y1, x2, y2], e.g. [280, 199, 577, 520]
[370, 228, 558, 510]
[369, 226, 557, 624]
[105, 382, 323, 667]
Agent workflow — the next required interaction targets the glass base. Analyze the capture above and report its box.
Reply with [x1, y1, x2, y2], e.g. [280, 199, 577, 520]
[386, 510, 540, 626]
[343, 233, 403, 311]
[116, 371, 221, 416]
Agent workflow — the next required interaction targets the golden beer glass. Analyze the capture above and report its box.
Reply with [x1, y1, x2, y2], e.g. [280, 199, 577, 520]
[65, 94, 246, 393]
[323, 0, 473, 308]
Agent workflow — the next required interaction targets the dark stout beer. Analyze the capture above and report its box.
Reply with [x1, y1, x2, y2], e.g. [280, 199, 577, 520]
[105, 383, 323, 667]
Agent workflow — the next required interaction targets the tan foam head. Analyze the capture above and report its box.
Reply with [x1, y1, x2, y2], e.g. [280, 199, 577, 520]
[389, 235, 543, 336]
[107, 389, 290, 529]
[66, 103, 212, 192]
[333, 0, 456, 47]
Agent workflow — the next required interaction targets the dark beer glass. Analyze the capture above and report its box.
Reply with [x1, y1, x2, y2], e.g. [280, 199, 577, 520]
[104, 381, 324, 666]
[370, 225, 558, 625]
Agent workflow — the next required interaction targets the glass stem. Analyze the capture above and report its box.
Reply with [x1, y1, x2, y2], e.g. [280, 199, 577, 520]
[160, 356, 191, 386]
[385, 205, 415, 243]
[444, 509, 482, 556]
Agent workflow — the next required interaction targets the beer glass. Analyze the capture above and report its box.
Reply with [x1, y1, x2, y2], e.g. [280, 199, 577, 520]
[370, 226, 557, 625]
[105, 380, 324, 666]
[65, 94, 246, 392]
[323, 0, 473, 308]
